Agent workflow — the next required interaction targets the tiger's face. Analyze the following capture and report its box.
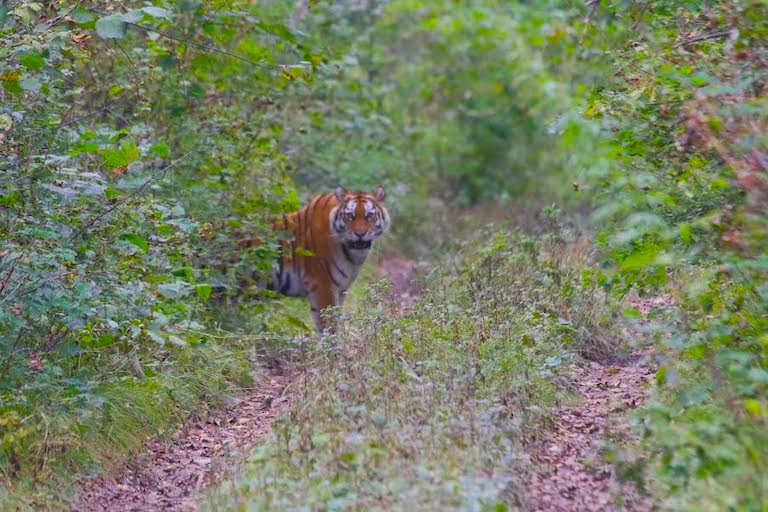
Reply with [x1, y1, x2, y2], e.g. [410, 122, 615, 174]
[331, 186, 390, 252]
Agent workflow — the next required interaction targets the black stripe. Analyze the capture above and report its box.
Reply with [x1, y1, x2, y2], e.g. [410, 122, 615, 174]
[292, 212, 299, 264]
[333, 203, 344, 232]
[301, 203, 312, 254]
[318, 193, 333, 210]
[279, 273, 291, 294]
[298, 207, 305, 243]
[322, 260, 340, 288]
[334, 261, 348, 279]
[373, 204, 383, 223]
[342, 244, 353, 263]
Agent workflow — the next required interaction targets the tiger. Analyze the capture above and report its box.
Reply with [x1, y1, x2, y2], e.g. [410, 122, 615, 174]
[267, 186, 390, 333]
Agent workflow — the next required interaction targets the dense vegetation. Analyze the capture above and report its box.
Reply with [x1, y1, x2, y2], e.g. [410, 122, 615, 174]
[1, 0, 766, 510]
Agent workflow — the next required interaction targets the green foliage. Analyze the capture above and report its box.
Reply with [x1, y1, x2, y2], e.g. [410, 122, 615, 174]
[568, 2, 768, 509]
[273, 0, 594, 257]
[2, 0, 766, 509]
[0, 0, 310, 502]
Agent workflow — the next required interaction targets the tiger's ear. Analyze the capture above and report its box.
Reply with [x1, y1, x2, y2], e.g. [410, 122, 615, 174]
[373, 186, 386, 202]
[334, 186, 347, 203]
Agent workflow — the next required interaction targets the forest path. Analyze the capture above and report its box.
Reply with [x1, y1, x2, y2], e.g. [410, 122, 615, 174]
[525, 295, 673, 512]
[71, 259, 663, 512]
[72, 368, 293, 512]
[70, 256, 419, 512]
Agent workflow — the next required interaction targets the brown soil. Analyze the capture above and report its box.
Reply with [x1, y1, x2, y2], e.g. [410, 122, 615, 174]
[71, 366, 292, 512]
[525, 295, 673, 511]
[377, 255, 420, 313]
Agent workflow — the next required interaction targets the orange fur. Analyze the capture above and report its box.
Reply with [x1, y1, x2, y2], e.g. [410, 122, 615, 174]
[268, 187, 390, 333]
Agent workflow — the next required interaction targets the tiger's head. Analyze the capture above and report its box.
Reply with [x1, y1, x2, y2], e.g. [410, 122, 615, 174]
[331, 186, 390, 255]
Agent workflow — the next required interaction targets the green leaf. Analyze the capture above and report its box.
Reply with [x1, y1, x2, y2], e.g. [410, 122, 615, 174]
[71, 8, 94, 24]
[168, 335, 187, 347]
[122, 10, 144, 23]
[2, 78, 22, 94]
[195, 284, 212, 300]
[19, 78, 41, 93]
[20, 53, 45, 70]
[157, 282, 190, 299]
[101, 143, 140, 169]
[285, 314, 311, 331]
[679, 222, 692, 244]
[121, 233, 149, 253]
[747, 368, 768, 384]
[147, 331, 165, 346]
[0, 114, 12, 131]
[96, 14, 127, 39]
[172, 267, 193, 279]
[71, 142, 100, 155]
[256, 22, 297, 43]
[744, 399, 762, 416]
[141, 6, 172, 19]
[690, 72, 710, 87]
[149, 143, 170, 158]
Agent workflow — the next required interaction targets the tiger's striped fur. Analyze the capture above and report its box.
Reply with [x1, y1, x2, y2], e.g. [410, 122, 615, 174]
[268, 186, 390, 332]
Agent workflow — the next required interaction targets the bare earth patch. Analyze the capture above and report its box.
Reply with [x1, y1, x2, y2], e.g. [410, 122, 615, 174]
[525, 295, 674, 512]
[72, 366, 293, 512]
[377, 255, 420, 313]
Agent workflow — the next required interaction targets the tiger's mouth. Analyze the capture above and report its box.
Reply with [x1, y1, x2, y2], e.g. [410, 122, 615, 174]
[347, 240, 372, 250]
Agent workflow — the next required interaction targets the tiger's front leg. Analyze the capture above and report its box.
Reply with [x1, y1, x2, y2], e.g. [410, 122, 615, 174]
[307, 278, 338, 334]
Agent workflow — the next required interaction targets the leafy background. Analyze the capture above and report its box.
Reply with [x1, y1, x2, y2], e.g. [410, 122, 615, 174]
[1, 0, 766, 510]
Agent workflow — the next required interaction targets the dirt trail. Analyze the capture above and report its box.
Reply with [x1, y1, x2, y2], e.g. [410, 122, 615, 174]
[72, 367, 292, 512]
[71, 257, 418, 512]
[525, 295, 673, 512]
[377, 255, 420, 312]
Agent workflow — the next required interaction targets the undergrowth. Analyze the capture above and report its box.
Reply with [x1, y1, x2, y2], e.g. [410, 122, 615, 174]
[0, 339, 253, 510]
[205, 227, 621, 510]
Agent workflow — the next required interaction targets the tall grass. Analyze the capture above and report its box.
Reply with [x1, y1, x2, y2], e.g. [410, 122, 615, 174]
[0, 341, 252, 510]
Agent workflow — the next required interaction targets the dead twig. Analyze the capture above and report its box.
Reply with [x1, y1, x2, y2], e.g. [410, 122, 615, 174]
[674, 29, 733, 48]
[583, 0, 600, 33]
[0, 253, 24, 297]
[68, 151, 192, 241]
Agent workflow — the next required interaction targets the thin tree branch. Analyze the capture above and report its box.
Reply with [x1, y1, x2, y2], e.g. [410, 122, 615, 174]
[583, 0, 600, 32]
[674, 29, 733, 48]
[68, 151, 192, 241]
[89, 9, 270, 69]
